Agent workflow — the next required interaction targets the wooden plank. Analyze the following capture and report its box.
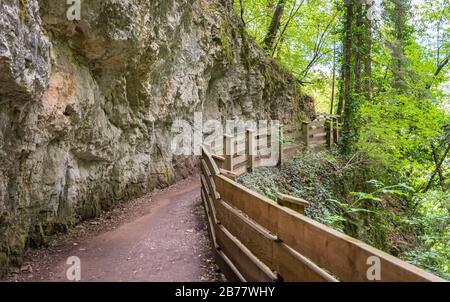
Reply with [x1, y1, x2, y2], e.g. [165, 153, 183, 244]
[302, 122, 310, 147]
[247, 129, 256, 172]
[202, 146, 220, 176]
[200, 173, 219, 224]
[214, 175, 444, 282]
[309, 127, 326, 135]
[276, 209, 444, 282]
[212, 154, 225, 162]
[277, 126, 283, 166]
[317, 113, 340, 119]
[232, 165, 248, 177]
[277, 193, 309, 215]
[277, 193, 309, 207]
[257, 146, 272, 156]
[310, 138, 327, 145]
[201, 187, 244, 282]
[233, 161, 248, 172]
[214, 223, 278, 282]
[257, 138, 272, 149]
[216, 249, 247, 282]
[223, 135, 234, 171]
[214, 174, 278, 232]
[215, 199, 276, 268]
[309, 120, 325, 128]
[212, 156, 225, 170]
[255, 153, 273, 161]
[200, 161, 220, 203]
[256, 127, 269, 136]
[312, 132, 327, 138]
[201, 187, 218, 242]
[215, 197, 335, 281]
[219, 169, 237, 181]
[275, 242, 338, 282]
[233, 154, 248, 166]
[325, 118, 334, 147]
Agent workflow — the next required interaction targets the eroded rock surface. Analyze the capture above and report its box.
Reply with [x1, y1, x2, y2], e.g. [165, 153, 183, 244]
[0, 0, 311, 276]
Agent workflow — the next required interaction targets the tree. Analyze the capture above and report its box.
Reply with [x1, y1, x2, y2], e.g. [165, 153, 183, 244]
[387, 0, 411, 90]
[264, 0, 287, 51]
[363, 1, 372, 101]
[341, 0, 355, 154]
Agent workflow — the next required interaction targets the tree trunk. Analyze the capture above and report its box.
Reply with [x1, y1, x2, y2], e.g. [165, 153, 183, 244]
[424, 143, 450, 192]
[264, 0, 287, 51]
[330, 41, 337, 114]
[239, 0, 246, 26]
[337, 63, 345, 116]
[432, 144, 446, 191]
[363, 2, 372, 101]
[342, 0, 354, 153]
[390, 0, 408, 90]
[354, 0, 363, 95]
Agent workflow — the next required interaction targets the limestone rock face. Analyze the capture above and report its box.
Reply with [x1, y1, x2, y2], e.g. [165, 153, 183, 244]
[0, 0, 311, 275]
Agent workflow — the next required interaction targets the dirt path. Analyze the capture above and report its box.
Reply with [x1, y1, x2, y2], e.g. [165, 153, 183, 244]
[7, 176, 224, 282]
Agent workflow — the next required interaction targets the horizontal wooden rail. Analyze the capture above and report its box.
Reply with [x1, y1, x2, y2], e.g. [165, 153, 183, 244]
[213, 174, 443, 282]
[277, 193, 309, 215]
[200, 146, 444, 282]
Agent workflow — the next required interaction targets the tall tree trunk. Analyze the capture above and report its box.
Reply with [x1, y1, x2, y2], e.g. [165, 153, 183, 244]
[342, 0, 354, 154]
[330, 41, 337, 114]
[337, 63, 345, 117]
[424, 143, 450, 192]
[264, 0, 287, 51]
[354, 0, 363, 95]
[271, 0, 306, 57]
[239, 0, 246, 26]
[363, 2, 372, 101]
[390, 0, 408, 90]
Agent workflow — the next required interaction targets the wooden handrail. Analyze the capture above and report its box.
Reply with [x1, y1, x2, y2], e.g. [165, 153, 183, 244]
[199, 145, 444, 282]
[277, 193, 309, 215]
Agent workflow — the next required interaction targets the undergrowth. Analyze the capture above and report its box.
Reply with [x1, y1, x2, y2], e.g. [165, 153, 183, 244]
[237, 150, 449, 280]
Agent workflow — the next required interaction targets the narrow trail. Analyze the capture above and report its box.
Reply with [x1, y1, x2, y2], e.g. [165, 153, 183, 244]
[7, 176, 223, 282]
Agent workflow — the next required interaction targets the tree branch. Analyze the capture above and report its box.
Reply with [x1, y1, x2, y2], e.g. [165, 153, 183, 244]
[426, 53, 449, 90]
[423, 143, 450, 192]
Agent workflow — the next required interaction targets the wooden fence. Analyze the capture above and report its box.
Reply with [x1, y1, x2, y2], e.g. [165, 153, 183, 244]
[200, 142, 444, 281]
[205, 115, 339, 175]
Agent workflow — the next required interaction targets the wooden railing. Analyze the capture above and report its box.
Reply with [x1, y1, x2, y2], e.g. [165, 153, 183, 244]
[200, 145, 444, 282]
[205, 116, 339, 175]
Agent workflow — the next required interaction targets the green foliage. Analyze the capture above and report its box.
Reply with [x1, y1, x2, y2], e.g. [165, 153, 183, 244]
[238, 151, 449, 280]
[357, 90, 449, 188]
[234, 0, 340, 86]
[404, 190, 450, 279]
[238, 151, 341, 221]
[234, 0, 450, 280]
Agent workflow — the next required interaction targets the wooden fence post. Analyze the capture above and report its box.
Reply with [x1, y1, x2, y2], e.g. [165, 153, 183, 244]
[333, 117, 339, 144]
[246, 129, 255, 172]
[302, 121, 310, 149]
[223, 134, 234, 171]
[278, 125, 283, 166]
[325, 118, 334, 148]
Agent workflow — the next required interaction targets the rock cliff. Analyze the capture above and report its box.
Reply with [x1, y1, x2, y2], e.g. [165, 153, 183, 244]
[0, 0, 310, 276]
